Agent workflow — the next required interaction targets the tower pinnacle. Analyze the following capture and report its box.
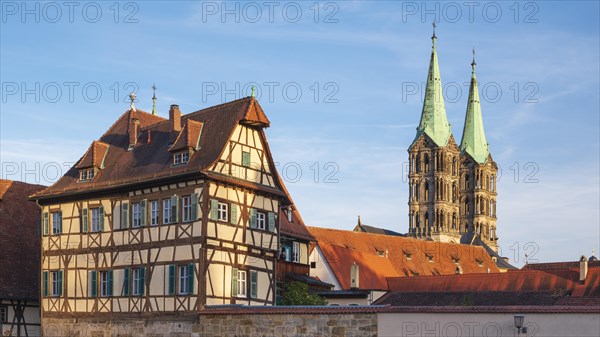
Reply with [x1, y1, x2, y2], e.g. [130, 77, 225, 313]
[151, 84, 157, 115]
[460, 50, 489, 163]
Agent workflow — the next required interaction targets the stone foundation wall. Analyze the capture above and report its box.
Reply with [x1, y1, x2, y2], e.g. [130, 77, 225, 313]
[42, 313, 377, 337]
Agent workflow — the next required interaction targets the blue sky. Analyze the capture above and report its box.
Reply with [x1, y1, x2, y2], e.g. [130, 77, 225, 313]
[1, 1, 598, 265]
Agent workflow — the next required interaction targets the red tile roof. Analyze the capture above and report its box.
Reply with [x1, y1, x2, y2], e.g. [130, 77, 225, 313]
[0, 180, 46, 300]
[168, 119, 203, 152]
[31, 97, 276, 200]
[75, 140, 110, 169]
[308, 227, 499, 290]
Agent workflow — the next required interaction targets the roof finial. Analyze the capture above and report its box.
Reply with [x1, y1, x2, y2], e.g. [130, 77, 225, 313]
[431, 21, 437, 48]
[151, 84, 157, 115]
[251, 85, 256, 98]
[471, 47, 477, 73]
[129, 92, 136, 112]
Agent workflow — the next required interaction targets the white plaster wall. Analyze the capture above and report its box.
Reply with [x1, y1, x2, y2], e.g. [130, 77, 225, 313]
[309, 245, 342, 290]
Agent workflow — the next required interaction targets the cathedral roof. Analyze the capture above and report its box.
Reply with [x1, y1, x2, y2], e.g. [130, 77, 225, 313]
[411, 32, 452, 149]
[459, 55, 490, 164]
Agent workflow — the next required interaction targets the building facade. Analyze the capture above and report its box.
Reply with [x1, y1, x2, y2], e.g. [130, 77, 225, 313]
[30, 96, 313, 331]
[408, 30, 498, 251]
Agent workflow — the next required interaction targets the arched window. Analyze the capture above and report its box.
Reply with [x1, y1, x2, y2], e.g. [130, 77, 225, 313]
[415, 154, 421, 173]
[424, 154, 430, 173]
[452, 182, 457, 202]
[452, 213, 457, 230]
[480, 197, 485, 214]
[465, 174, 470, 190]
[452, 158, 457, 175]
[465, 198, 470, 215]
[415, 213, 420, 228]
[415, 183, 420, 202]
[490, 175, 495, 191]
[424, 183, 429, 201]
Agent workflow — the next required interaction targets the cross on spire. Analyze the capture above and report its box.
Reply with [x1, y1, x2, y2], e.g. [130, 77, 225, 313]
[471, 48, 477, 72]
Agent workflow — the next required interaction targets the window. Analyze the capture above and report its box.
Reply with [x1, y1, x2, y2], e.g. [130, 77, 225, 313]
[0, 305, 7, 323]
[256, 212, 266, 230]
[490, 175, 495, 192]
[121, 202, 130, 229]
[178, 265, 194, 295]
[249, 271, 258, 299]
[132, 268, 145, 296]
[163, 199, 172, 224]
[286, 207, 293, 222]
[237, 270, 247, 298]
[79, 169, 94, 181]
[242, 151, 251, 167]
[173, 151, 189, 165]
[51, 211, 62, 235]
[150, 200, 159, 226]
[91, 208, 102, 232]
[292, 241, 300, 263]
[132, 203, 141, 228]
[52, 271, 61, 296]
[218, 202, 228, 222]
[100, 271, 113, 297]
[45, 270, 63, 297]
[182, 195, 192, 222]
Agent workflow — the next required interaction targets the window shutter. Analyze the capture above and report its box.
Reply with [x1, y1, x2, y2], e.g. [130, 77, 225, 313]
[81, 208, 88, 233]
[242, 151, 251, 167]
[139, 267, 146, 296]
[210, 199, 218, 220]
[43, 271, 49, 297]
[107, 270, 114, 297]
[90, 271, 97, 297]
[98, 206, 105, 231]
[171, 195, 179, 223]
[57, 270, 64, 296]
[123, 268, 130, 296]
[250, 271, 258, 299]
[268, 212, 275, 232]
[191, 193, 198, 221]
[140, 199, 147, 226]
[168, 265, 176, 295]
[43, 212, 49, 235]
[250, 208, 257, 229]
[231, 268, 238, 297]
[122, 203, 130, 229]
[58, 211, 63, 234]
[230, 204, 238, 225]
[187, 264, 194, 294]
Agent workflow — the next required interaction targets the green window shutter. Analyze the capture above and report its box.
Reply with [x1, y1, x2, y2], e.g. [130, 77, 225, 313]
[82, 208, 88, 233]
[107, 270, 114, 297]
[123, 268, 130, 296]
[191, 193, 198, 221]
[242, 151, 251, 167]
[90, 271, 97, 297]
[122, 203, 130, 229]
[268, 212, 275, 232]
[210, 199, 218, 220]
[250, 271, 258, 299]
[168, 265, 176, 295]
[230, 204, 238, 225]
[232, 268, 238, 297]
[250, 209, 257, 229]
[140, 199, 147, 226]
[43, 271, 49, 297]
[171, 195, 179, 223]
[99, 206, 105, 231]
[43, 212, 49, 235]
[140, 267, 146, 296]
[57, 270, 64, 296]
[187, 264, 194, 294]
[58, 212, 63, 233]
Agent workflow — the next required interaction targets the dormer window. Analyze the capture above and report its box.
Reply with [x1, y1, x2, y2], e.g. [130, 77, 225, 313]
[173, 151, 189, 166]
[79, 169, 95, 181]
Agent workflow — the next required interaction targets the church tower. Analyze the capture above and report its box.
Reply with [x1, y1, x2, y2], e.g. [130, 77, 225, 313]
[459, 51, 499, 252]
[408, 26, 462, 243]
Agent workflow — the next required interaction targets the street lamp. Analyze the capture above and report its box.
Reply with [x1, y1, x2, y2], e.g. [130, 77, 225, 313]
[514, 315, 528, 335]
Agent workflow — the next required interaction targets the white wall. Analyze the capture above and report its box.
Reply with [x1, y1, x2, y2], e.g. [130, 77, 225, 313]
[309, 245, 342, 290]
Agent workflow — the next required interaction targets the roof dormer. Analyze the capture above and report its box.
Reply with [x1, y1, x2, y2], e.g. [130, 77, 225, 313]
[75, 140, 109, 182]
[168, 119, 203, 166]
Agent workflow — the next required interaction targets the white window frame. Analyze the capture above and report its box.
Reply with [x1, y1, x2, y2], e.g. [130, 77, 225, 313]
[163, 199, 172, 224]
[91, 208, 100, 232]
[178, 265, 190, 295]
[182, 195, 192, 222]
[173, 152, 189, 165]
[100, 271, 110, 297]
[150, 200, 159, 226]
[51, 271, 60, 296]
[237, 270, 247, 298]
[257, 212, 266, 230]
[217, 202, 228, 222]
[292, 242, 300, 263]
[51, 212, 61, 235]
[132, 202, 141, 228]
[132, 268, 142, 295]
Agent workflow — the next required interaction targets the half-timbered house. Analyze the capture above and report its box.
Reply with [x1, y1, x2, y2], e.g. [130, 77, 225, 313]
[0, 179, 46, 336]
[30, 96, 314, 329]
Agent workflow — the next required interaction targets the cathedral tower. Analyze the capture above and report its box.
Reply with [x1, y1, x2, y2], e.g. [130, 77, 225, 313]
[459, 51, 499, 252]
[408, 28, 462, 243]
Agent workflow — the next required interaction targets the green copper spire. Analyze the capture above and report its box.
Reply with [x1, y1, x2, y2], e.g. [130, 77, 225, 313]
[151, 83, 157, 115]
[460, 49, 489, 164]
[413, 22, 452, 148]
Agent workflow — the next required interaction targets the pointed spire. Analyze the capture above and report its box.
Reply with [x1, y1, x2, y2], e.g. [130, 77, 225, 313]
[412, 23, 452, 148]
[151, 84, 157, 115]
[460, 49, 490, 164]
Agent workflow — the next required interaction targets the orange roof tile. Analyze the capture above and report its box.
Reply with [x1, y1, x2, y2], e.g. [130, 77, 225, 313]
[168, 119, 203, 152]
[308, 227, 499, 290]
[75, 140, 110, 169]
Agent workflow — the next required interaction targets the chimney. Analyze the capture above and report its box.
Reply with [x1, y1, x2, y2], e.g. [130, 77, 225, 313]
[580, 255, 588, 283]
[169, 104, 181, 132]
[128, 118, 140, 148]
[350, 262, 359, 289]
[147, 129, 152, 144]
